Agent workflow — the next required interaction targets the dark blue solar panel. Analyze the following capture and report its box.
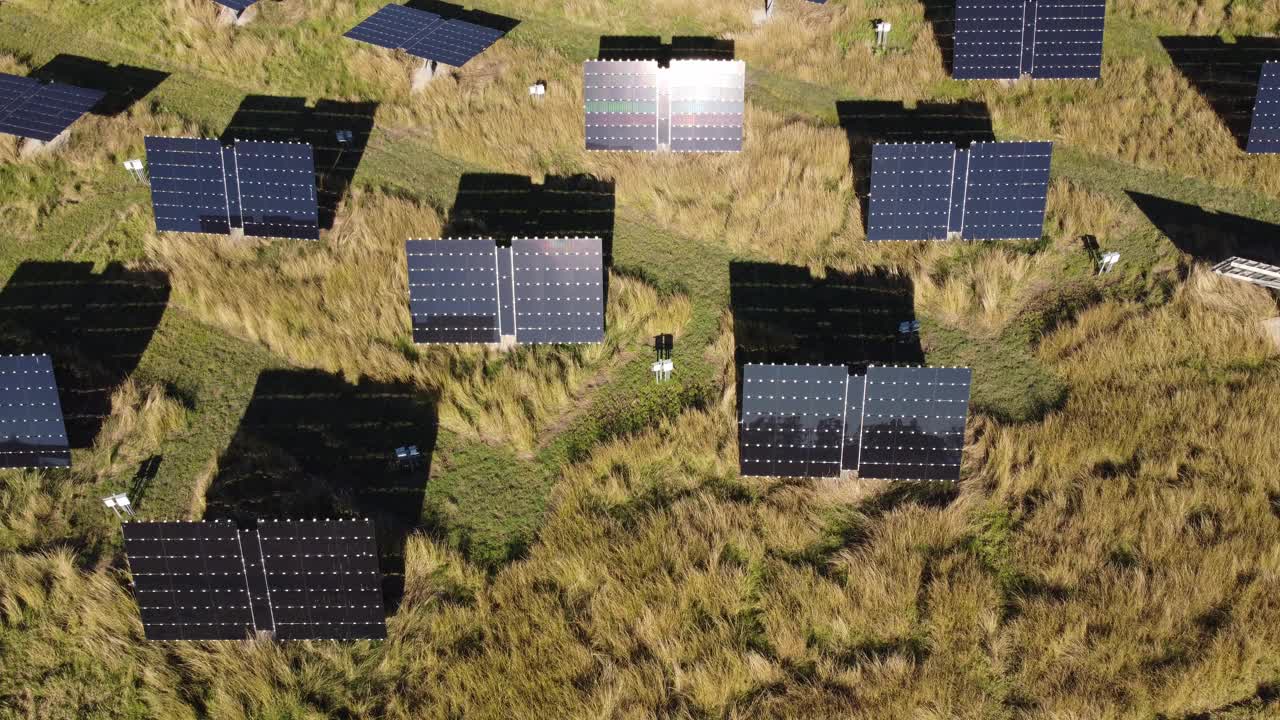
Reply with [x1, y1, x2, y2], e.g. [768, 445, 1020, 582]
[858, 366, 971, 481]
[960, 141, 1052, 240]
[668, 60, 745, 153]
[739, 363, 848, 478]
[867, 143, 955, 241]
[406, 239, 501, 344]
[0, 354, 70, 469]
[954, 0, 1024, 80]
[1247, 61, 1280, 154]
[584, 61, 660, 151]
[144, 136, 232, 235]
[232, 141, 319, 240]
[409, 18, 505, 67]
[511, 237, 604, 344]
[0, 73, 105, 142]
[344, 4, 444, 53]
[1029, 0, 1105, 79]
[214, 0, 256, 12]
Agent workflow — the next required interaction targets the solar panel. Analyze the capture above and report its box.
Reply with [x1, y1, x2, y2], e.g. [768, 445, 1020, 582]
[345, 4, 506, 67]
[406, 239, 501, 343]
[123, 521, 257, 641]
[953, 0, 1024, 80]
[0, 354, 70, 469]
[1029, 0, 1106, 79]
[738, 363, 848, 478]
[857, 366, 971, 481]
[145, 136, 233, 234]
[867, 143, 955, 241]
[214, 0, 257, 12]
[410, 19, 505, 67]
[257, 519, 386, 641]
[1247, 61, 1280, 154]
[959, 141, 1052, 240]
[0, 72, 105, 142]
[584, 61, 660, 151]
[232, 141, 320, 240]
[511, 237, 605, 344]
[344, 4, 445, 54]
[668, 60, 745, 152]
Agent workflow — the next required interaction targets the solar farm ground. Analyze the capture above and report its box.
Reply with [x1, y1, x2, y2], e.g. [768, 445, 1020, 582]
[2, 0, 1280, 717]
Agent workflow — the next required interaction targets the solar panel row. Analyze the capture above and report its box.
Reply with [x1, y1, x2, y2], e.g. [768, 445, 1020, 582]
[953, 0, 1106, 80]
[0, 354, 71, 469]
[583, 60, 744, 152]
[0, 71, 105, 142]
[123, 519, 386, 641]
[1248, 61, 1280, 154]
[344, 3, 506, 68]
[868, 141, 1052, 241]
[738, 364, 972, 481]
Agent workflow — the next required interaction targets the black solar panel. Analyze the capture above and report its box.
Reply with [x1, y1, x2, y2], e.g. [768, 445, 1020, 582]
[232, 141, 320, 240]
[1248, 61, 1280, 154]
[123, 521, 257, 641]
[511, 237, 605, 344]
[857, 366, 971, 481]
[584, 61, 660, 151]
[668, 60, 745, 152]
[953, 0, 1024, 80]
[1029, 0, 1106, 79]
[738, 363, 848, 478]
[867, 143, 955, 241]
[257, 519, 386, 641]
[959, 141, 1052, 240]
[0, 354, 70, 469]
[145, 136, 233, 235]
[0, 72, 105, 142]
[406, 239, 501, 343]
[410, 19, 505, 67]
[214, 0, 256, 12]
[345, 4, 505, 67]
[344, 4, 445, 54]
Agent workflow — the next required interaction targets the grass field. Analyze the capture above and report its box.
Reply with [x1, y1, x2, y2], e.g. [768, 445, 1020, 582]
[2, 0, 1280, 717]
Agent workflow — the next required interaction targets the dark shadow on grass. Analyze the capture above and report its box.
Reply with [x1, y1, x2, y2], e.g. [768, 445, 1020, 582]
[597, 36, 735, 64]
[1159, 36, 1280, 151]
[919, 0, 954, 75]
[0, 262, 170, 449]
[1127, 191, 1280, 268]
[31, 54, 167, 116]
[128, 455, 162, 509]
[445, 173, 616, 260]
[220, 96, 379, 230]
[403, 0, 521, 32]
[204, 369, 438, 613]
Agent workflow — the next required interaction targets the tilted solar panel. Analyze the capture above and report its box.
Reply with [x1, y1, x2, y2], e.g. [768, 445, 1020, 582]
[344, 4, 444, 54]
[511, 237, 605, 344]
[668, 60, 745, 152]
[232, 141, 320, 240]
[409, 18, 505, 67]
[1247, 61, 1280, 154]
[584, 61, 660, 151]
[953, 0, 1024, 80]
[257, 519, 386, 641]
[1029, 0, 1106, 79]
[0, 73, 105, 142]
[406, 238, 502, 343]
[857, 366, 971, 481]
[739, 363, 848, 478]
[144, 136, 232, 235]
[0, 354, 70, 469]
[867, 143, 955, 241]
[959, 141, 1052, 240]
[123, 521, 257, 641]
[0, 73, 41, 117]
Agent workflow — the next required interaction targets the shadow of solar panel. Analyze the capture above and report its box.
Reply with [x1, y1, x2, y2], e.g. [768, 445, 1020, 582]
[739, 363, 848, 478]
[144, 136, 232, 234]
[0, 72, 105, 142]
[584, 61, 659, 151]
[1126, 191, 1280, 271]
[960, 141, 1051, 240]
[409, 18, 505, 66]
[344, 4, 444, 52]
[953, 0, 1023, 80]
[123, 521, 257, 641]
[1160, 37, 1280, 151]
[215, 0, 256, 12]
[512, 237, 604, 344]
[233, 141, 320, 240]
[258, 520, 386, 641]
[0, 354, 70, 469]
[868, 143, 954, 241]
[1029, 0, 1105, 79]
[858, 366, 970, 481]
[406, 239, 501, 343]
[668, 60, 744, 152]
[1249, 62, 1280, 154]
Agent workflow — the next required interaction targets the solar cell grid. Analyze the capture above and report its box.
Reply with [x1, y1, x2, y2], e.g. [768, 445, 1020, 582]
[1029, 0, 1106, 79]
[410, 19, 505, 67]
[144, 136, 232, 234]
[512, 237, 605, 344]
[739, 364, 848, 478]
[1247, 61, 1280, 154]
[584, 61, 660, 151]
[667, 60, 745, 152]
[953, 0, 1025, 80]
[867, 143, 955, 241]
[343, 4, 445, 54]
[0, 73, 105, 142]
[0, 354, 70, 469]
[406, 239, 501, 343]
[959, 141, 1052, 240]
[857, 366, 970, 481]
[232, 141, 320, 240]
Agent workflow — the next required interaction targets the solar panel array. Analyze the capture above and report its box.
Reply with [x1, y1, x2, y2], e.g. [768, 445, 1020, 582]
[953, 0, 1105, 80]
[0, 71, 105, 142]
[144, 136, 319, 240]
[868, 141, 1052, 241]
[583, 60, 743, 152]
[1247, 61, 1280, 154]
[344, 4, 506, 68]
[123, 519, 386, 641]
[738, 365, 971, 481]
[0, 354, 70, 469]
[406, 237, 604, 345]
